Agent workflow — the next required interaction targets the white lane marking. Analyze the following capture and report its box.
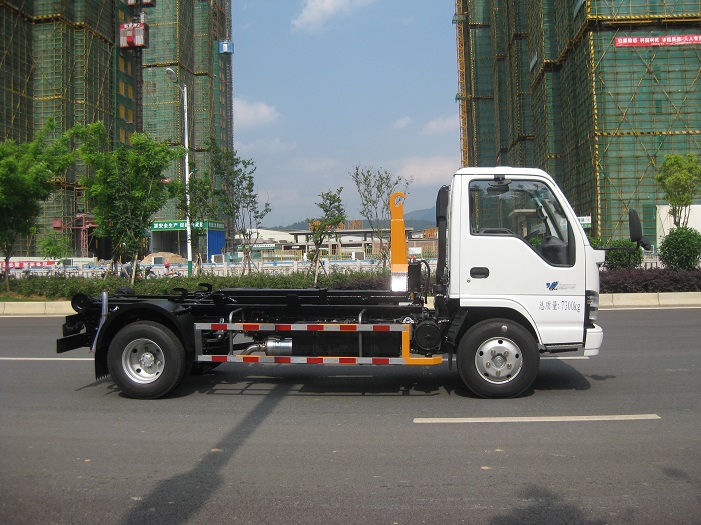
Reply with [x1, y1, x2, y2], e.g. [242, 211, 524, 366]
[600, 306, 701, 311]
[542, 356, 589, 360]
[0, 357, 92, 361]
[414, 414, 661, 424]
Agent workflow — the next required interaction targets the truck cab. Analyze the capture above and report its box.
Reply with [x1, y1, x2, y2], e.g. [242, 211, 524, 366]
[432, 168, 606, 397]
[446, 167, 603, 354]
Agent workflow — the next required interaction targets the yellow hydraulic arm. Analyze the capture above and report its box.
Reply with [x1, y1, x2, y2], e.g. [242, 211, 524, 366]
[389, 192, 408, 292]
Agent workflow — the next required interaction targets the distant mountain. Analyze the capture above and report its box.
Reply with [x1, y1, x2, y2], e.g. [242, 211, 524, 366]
[266, 220, 309, 230]
[404, 207, 435, 222]
[266, 207, 436, 231]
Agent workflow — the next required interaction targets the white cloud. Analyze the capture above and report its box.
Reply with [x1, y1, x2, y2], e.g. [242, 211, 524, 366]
[237, 138, 298, 156]
[422, 114, 459, 135]
[394, 155, 461, 187]
[292, 0, 376, 33]
[393, 116, 413, 130]
[289, 156, 343, 175]
[233, 98, 280, 130]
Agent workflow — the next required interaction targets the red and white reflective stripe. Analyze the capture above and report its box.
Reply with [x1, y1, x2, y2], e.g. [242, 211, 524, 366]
[195, 322, 408, 333]
[198, 355, 406, 365]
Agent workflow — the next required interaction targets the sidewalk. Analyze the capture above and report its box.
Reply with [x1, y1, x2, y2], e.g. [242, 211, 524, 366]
[1, 292, 701, 316]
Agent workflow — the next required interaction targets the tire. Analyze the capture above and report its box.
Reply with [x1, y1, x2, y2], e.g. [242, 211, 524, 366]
[107, 321, 187, 399]
[456, 319, 539, 398]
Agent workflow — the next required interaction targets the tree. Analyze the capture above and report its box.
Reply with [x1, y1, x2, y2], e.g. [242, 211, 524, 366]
[0, 119, 76, 292]
[212, 144, 270, 275]
[655, 153, 701, 228]
[174, 172, 217, 276]
[350, 165, 411, 266]
[76, 123, 184, 284]
[37, 233, 72, 262]
[306, 187, 346, 286]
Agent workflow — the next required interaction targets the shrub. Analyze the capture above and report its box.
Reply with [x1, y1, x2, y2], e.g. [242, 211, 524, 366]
[604, 239, 643, 270]
[659, 227, 701, 271]
[587, 236, 604, 249]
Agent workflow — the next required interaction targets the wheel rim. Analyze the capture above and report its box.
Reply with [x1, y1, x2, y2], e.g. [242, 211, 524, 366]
[121, 338, 165, 384]
[474, 336, 522, 384]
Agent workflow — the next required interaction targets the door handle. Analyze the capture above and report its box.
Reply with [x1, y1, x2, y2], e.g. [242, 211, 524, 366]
[470, 267, 489, 278]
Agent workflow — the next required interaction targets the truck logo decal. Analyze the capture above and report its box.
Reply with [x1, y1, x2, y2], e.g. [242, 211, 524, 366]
[546, 281, 576, 291]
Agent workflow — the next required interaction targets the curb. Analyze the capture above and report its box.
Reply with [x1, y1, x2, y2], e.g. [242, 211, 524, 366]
[2, 293, 701, 316]
[599, 292, 701, 308]
[0, 301, 74, 316]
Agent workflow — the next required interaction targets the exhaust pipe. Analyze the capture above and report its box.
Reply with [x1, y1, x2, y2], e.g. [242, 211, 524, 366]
[243, 338, 293, 356]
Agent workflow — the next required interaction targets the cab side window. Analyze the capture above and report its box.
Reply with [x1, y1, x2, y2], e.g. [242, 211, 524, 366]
[469, 179, 575, 266]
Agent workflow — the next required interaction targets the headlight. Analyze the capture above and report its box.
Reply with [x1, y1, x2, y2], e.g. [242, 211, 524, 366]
[586, 290, 599, 322]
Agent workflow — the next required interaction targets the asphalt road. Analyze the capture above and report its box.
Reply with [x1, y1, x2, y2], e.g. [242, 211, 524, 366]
[0, 309, 699, 525]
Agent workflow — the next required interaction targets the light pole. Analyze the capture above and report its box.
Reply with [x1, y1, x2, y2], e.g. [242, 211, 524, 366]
[165, 67, 192, 277]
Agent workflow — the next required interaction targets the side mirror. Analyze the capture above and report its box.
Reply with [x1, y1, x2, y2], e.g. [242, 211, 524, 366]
[629, 209, 652, 251]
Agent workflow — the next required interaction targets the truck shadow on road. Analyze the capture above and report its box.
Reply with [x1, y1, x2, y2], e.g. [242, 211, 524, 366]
[118, 381, 291, 525]
[113, 363, 595, 524]
[488, 485, 608, 525]
[167, 358, 593, 399]
[178, 363, 466, 398]
[532, 359, 594, 392]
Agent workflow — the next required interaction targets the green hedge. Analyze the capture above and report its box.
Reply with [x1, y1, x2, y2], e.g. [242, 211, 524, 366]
[5, 270, 393, 300]
[600, 268, 701, 293]
[4, 267, 701, 300]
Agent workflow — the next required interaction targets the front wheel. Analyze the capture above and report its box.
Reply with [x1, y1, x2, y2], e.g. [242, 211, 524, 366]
[456, 319, 539, 398]
[107, 321, 188, 399]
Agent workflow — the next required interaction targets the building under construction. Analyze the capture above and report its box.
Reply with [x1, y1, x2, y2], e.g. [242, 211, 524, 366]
[139, 0, 234, 259]
[454, 0, 701, 243]
[0, 0, 233, 259]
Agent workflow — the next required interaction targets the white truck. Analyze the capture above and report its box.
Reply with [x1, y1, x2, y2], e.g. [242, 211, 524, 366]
[57, 167, 647, 399]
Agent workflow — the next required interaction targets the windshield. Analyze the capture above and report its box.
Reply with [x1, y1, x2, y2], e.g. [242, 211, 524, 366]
[469, 179, 574, 266]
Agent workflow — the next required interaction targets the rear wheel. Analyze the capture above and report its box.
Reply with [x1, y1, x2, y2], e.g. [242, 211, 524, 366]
[107, 321, 187, 399]
[457, 319, 539, 398]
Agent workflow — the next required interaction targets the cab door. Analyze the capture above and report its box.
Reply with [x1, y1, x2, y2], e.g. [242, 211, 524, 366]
[458, 177, 587, 347]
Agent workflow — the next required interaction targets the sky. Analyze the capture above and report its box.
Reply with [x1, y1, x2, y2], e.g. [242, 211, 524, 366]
[231, 0, 460, 227]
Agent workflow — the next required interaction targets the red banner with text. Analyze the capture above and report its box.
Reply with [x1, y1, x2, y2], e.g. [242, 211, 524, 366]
[615, 35, 701, 47]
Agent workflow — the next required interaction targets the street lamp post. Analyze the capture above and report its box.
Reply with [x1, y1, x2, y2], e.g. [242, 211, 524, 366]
[165, 67, 192, 277]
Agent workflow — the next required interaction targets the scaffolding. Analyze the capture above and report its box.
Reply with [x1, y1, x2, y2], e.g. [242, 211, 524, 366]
[453, 0, 469, 167]
[556, 1, 701, 240]
[454, 0, 499, 167]
[456, 0, 534, 168]
[502, 3, 533, 168]
[591, 27, 701, 240]
[137, 0, 232, 259]
[0, 0, 34, 143]
[459, 0, 701, 242]
[1, 0, 233, 259]
[491, 2, 507, 160]
[1, 1, 127, 256]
